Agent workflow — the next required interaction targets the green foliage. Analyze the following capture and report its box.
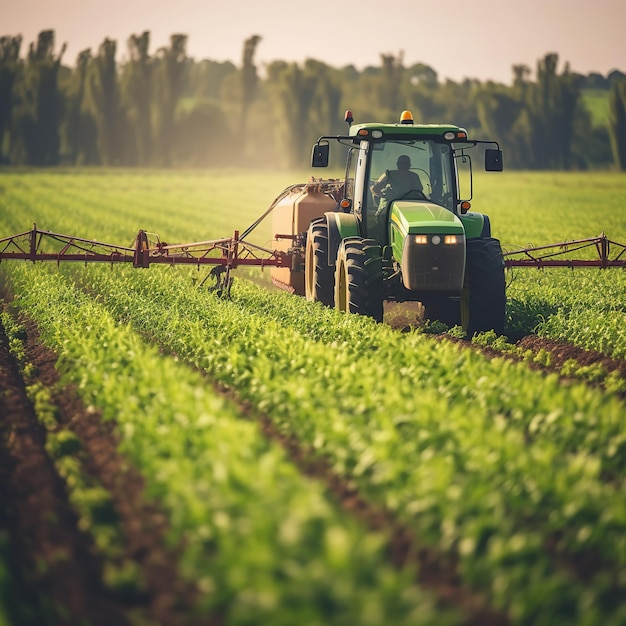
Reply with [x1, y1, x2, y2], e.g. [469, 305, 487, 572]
[240, 34, 261, 135]
[3, 263, 446, 625]
[121, 32, 152, 166]
[61, 49, 99, 165]
[0, 35, 22, 161]
[84, 38, 123, 165]
[2, 169, 626, 623]
[477, 54, 594, 169]
[66, 262, 626, 623]
[582, 88, 610, 128]
[11, 30, 66, 165]
[608, 77, 626, 170]
[152, 34, 188, 166]
[0, 29, 622, 168]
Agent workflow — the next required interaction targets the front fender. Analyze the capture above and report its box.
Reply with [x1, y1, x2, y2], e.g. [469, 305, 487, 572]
[325, 212, 361, 266]
[460, 212, 491, 239]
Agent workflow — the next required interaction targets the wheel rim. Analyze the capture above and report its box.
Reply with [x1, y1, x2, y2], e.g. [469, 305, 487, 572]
[336, 259, 348, 312]
[305, 238, 314, 300]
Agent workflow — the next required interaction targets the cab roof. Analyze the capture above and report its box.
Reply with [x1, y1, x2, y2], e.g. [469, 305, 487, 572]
[343, 110, 468, 141]
[348, 122, 469, 141]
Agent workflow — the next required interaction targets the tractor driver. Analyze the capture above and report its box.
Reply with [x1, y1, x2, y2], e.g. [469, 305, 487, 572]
[371, 154, 423, 217]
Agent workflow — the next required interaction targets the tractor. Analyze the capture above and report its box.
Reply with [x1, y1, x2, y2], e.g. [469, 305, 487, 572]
[272, 109, 506, 335]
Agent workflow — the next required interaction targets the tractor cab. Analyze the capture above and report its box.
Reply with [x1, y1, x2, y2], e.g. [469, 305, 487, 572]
[312, 110, 503, 246]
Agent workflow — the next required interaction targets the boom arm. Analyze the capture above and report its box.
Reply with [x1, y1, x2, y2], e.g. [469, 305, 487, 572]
[0, 224, 293, 268]
[503, 233, 626, 268]
[0, 224, 296, 294]
[2, 226, 626, 297]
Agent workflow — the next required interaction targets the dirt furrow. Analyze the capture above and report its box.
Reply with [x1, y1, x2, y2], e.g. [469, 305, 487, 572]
[516, 334, 626, 379]
[439, 332, 626, 395]
[0, 309, 210, 626]
[250, 406, 508, 626]
[0, 321, 129, 626]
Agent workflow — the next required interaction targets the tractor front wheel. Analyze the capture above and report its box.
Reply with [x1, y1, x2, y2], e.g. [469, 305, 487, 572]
[422, 237, 506, 335]
[334, 238, 384, 322]
[305, 218, 334, 306]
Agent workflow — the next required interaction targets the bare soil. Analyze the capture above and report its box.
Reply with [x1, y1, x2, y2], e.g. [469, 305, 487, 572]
[0, 320, 130, 626]
[0, 310, 211, 626]
[516, 334, 626, 380]
[384, 301, 626, 391]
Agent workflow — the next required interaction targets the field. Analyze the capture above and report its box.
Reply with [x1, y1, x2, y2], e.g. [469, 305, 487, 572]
[1, 168, 626, 626]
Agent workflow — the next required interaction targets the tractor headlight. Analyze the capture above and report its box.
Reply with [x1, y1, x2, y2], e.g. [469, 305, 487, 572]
[414, 234, 461, 245]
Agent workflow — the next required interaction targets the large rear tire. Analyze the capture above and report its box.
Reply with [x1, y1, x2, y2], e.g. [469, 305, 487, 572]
[464, 237, 506, 335]
[334, 238, 384, 322]
[305, 218, 334, 306]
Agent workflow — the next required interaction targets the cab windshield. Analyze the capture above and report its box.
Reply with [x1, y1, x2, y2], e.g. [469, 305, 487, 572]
[368, 139, 454, 214]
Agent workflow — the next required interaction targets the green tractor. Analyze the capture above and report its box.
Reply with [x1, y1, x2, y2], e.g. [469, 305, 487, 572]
[305, 109, 506, 335]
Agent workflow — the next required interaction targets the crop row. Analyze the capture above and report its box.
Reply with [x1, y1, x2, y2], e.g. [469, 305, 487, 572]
[43, 261, 626, 625]
[463, 330, 626, 394]
[505, 269, 626, 359]
[0, 309, 144, 601]
[2, 262, 451, 626]
[3, 170, 626, 359]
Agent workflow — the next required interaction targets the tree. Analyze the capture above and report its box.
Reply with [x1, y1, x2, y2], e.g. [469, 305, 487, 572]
[174, 99, 232, 166]
[63, 49, 99, 164]
[525, 53, 582, 169]
[608, 77, 626, 170]
[153, 34, 187, 165]
[0, 35, 22, 162]
[121, 31, 153, 165]
[303, 59, 343, 136]
[475, 87, 528, 167]
[85, 38, 123, 165]
[378, 52, 405, 115]
[406, 63, 438, 89]
[12, 30, 66, 165]
[186, 59, 236, 100]
[240, 34, 261, 135]
[266, 61, 319, 168]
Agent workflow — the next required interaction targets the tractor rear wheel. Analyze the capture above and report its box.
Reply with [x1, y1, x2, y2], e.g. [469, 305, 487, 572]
[334, 238, 384, 322]
[463, 237, 506, 335]
[305, 218, 334, 306]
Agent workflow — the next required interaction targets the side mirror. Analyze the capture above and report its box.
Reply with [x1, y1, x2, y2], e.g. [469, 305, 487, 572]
[485, 149, 503, 172]
[312, 141, 329, 167]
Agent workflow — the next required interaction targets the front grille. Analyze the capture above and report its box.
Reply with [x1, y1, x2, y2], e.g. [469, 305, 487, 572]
[400, 235, 466, 292]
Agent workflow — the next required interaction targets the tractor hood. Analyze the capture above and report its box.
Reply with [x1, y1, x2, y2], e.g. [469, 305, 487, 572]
[389, 201, 466, 293]
[389, 202, 464, 237]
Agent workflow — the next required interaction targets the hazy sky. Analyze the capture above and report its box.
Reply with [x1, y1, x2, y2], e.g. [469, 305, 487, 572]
[3, 0, 625, 84]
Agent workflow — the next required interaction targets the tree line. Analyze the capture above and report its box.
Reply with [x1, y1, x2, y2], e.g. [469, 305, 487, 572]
[1, 29, 625, 170]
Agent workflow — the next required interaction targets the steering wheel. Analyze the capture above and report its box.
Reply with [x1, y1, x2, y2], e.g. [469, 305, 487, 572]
[396, 189, 428, 201]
